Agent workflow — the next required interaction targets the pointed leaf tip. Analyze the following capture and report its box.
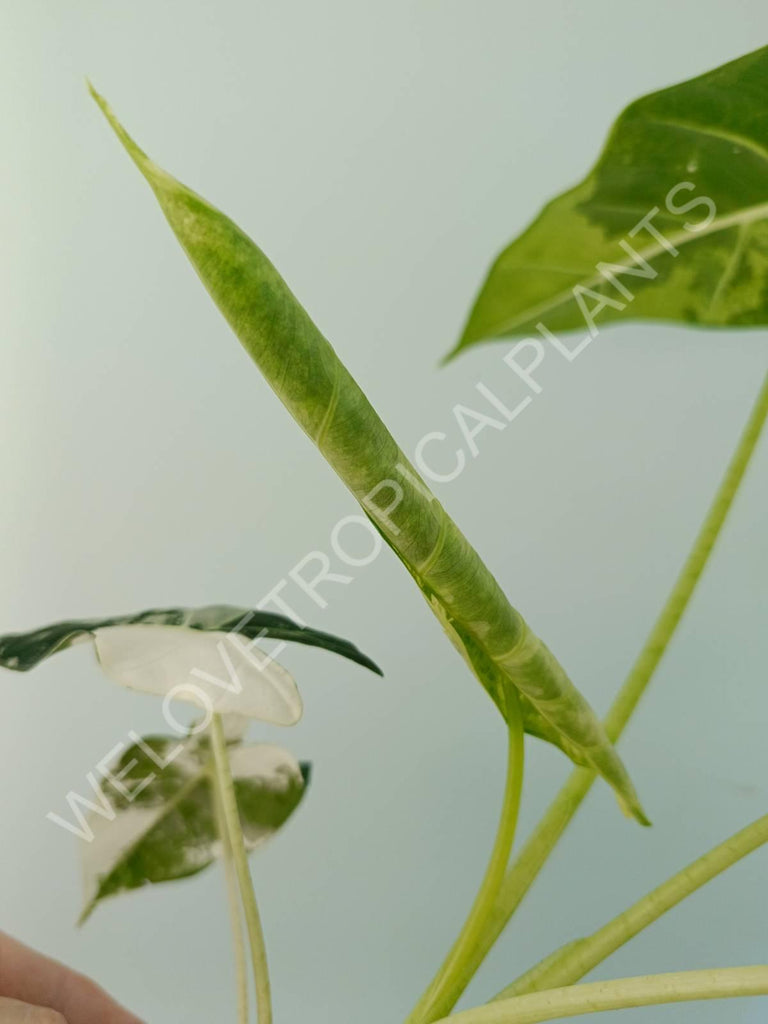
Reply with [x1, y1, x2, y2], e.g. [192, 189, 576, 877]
[626, 796, 651, 828]
[88, 83, 157, 183]
[452, 45, 768, 354]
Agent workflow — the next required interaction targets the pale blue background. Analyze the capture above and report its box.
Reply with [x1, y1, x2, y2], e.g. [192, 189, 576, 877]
[1, 2, 767, 1022]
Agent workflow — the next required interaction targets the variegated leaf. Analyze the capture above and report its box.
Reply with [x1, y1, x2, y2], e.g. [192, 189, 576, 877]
[0, 605, 381, 724]
[80, 726, 309, 922]
[453, 46, 768, 353]
[0, 603, 381, 674]
[87, 88, 648, 823]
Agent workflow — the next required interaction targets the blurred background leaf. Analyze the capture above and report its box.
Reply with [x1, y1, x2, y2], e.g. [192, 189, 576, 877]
[80, 721, 309, 922]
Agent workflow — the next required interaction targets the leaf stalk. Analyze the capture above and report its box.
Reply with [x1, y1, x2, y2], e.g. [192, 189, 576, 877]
[406, 689, 525, 1024]
[432, 966, 768, 1024]
[439, 369, 768, 1005]
[210, 714, 273, 1024]
[211, 752, 250, 1024]
[496, 812, 768, 998]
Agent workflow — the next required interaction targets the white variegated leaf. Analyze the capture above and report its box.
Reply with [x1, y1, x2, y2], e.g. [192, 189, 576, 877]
[0, 603, 381, 674]
[80, 727, 309, 922]
[94, 624, 303, 725]
[0, 604, 382, 724]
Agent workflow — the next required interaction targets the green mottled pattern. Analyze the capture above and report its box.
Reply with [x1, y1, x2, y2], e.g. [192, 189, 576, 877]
[455, 45, 768, 350]
[89, 87, 646, 823]
[0, 603, 381, 675]
[80, 729, 309, 922]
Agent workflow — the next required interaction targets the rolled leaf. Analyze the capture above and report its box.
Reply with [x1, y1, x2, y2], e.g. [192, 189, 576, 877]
[89, 87, 647, 823]
[454, 45, 768, 353]
[0, 603, 381, 674]
[79, 725, 309, 922]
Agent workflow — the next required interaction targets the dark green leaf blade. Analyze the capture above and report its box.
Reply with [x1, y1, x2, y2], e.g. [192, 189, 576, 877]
[0, 604, 381, 675]
[79, 729, 309, 922]
[454, 45, 768, 354]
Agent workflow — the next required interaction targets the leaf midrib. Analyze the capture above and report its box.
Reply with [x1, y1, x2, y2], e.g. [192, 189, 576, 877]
[481, 199, 768, 338]
[644, 115, 768, 170]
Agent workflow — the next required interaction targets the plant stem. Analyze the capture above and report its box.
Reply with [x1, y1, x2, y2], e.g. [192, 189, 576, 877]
[210, 713, 273, 1024]
[406, 689, 525, 1024]
[442, 369, 768, 1005]
[432, 967, 768, 1024]
[495, 812, 768, 999]
[211, 755, 250, 1024]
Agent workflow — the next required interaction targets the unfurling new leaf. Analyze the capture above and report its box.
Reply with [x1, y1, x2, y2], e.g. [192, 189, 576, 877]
[89, 87, 648, 823]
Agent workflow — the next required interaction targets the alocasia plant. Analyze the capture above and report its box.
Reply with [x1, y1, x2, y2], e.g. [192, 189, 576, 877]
[3, 42, 768, 1024]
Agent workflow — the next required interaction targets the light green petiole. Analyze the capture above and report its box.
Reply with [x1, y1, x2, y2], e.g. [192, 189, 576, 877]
[210, 714, 272, 1024]
[496, 812, 768, 998]
[441, 369, 768, 1005]
[431, 967, 768, 1024]
[211, 754, 250, 1024]
[406, 689, 525, 1024]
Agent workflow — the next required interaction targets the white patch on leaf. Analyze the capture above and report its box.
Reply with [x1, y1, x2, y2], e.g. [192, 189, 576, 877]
[81, 805, 160, 905]
[229, 743, 302, 787]
[93, 625, 303, 724]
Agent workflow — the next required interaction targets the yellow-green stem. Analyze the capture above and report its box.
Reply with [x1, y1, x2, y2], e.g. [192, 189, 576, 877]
[211, 755, 250, 1024]
[496, 811, 768, 998]
[406, 689, 525, 1024]
[432, 967, 768, 1024]
[441, 369, 768, 1006]
[210, 714, 273, 1024]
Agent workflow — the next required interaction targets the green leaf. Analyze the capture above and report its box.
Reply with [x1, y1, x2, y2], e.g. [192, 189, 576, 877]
[0, 604, 380, 724]
[79, 723, 309, 922]
[88, 86, 648, 824]
[0, 603, 381, 674]
[453, 45, 768, 354]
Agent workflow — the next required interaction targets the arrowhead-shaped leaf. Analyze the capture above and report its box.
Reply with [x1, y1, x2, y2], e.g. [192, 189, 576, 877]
[454, 45, 768, 353]
[79, 725, 309, 922]
[0, 603, 381, 674]
[87, 88, 648, 823]
[0, 605, 380, 724]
